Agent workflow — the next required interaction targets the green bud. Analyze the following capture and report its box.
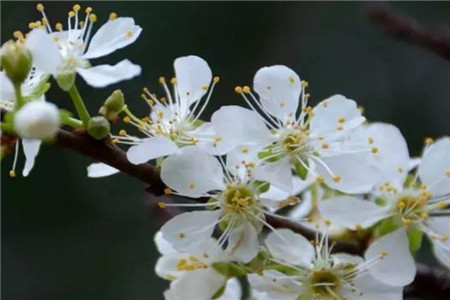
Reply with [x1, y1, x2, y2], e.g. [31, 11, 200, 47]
[246, 248, 269, 273]
[56, 72, 76, 91]
[104, 90, 125, 112]
[87, 116, 110, 140]
[0, 40, 32, 85]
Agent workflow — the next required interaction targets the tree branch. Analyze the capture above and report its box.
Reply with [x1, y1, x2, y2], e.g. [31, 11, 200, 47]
[366, 3, 450, 61]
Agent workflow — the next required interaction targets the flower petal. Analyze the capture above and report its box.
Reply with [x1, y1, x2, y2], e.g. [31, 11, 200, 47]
[161, 210, 222, 252]
[154, 231, 176, 255]
[188, 122, 236, 156]
[77, 59, 141, 88]
[217, 278, 242, 300]
[253, 65, 301, 122]
[87, 163, 119, 178]
[171, 268, 226, 300]
[226, 221, 259, 263]
[211, 105, 273, 147]
[248, 270, 303, 299]
[161, 147, 225, 197]
[265, 229, 314, 267]
[0, 71, 15, 105]
[174, 55, 212, 110]
[21, 138, 41, 177]
[226, 144, 264, 181]
[365, 228, 416, 286]
[310, 95, 365, 137]
[315, 152, 379, 194]
[155, 252, 188, 280]
[319, 196, 389, 230]
[342, 273, 403, 300]
[254, 157, 293, 192]
[83, 17, 142, 59]
[425, 217, 450, 268]
[126, 136, 180, 164]
[25, 28, 62, 75]
[418, 137, 450, 197]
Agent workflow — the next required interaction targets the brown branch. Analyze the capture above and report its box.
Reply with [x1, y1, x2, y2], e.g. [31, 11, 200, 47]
[366, 3, 450, 61]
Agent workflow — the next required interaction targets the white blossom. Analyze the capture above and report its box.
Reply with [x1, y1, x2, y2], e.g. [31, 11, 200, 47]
[25, 4, 142, 87]
[14, 101, 60, 140]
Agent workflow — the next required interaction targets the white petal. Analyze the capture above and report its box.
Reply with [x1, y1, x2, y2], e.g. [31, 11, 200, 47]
[87, 163, 119, 178]
[189, 122, 236, 156]
[217, 278, 242, 300]
[265, 229, 314, 267]
[83, 17, 142, 59]
[21, 138, 41, 177]
[315, 153, 379, 194]
[171, 268, 226, 300]
[226, 221, 259, 263]
[154, 231, 176, 255]
[0, 71, 15, 105]
[248, 270, 303, 299]
[365, 228, 416, 286]
[25, 28, 62, 75]
[418, 137, 450, 197]
[342, 273, 403, 300]
[319, 196, 389, 230]
[254, 157, 293, 192]
[310, 95, 365, 137]
[155, 252, 188, 279]
[432, 240, 450, 268]
[253, 65, 301, 122]
[161, 210, 222, 252]
[426, 217, 450, 268]
[261, 176, 312, 202]
[408, 157, 421, 171]
[160, 147, 225, 198]
[358, 123, 409, 189]
[211, 105, 273, 146]
[226, 144, 264, 181]
[174, 55, 212, 110]
[126, 136, 180, 164]
[77, 59, 141, 88]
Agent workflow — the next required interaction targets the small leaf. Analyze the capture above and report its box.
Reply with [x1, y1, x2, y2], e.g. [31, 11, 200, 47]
[212, 262, 247, 278]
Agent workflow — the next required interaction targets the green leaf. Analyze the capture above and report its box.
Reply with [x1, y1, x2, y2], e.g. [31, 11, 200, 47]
[372, 216, 400, 240]
[212, 262, 247, 278]
[294, 159, 308, 180]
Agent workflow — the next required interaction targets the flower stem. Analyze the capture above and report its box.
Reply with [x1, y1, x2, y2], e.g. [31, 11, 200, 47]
[13, 84, 24, 111]
[68, 85, 90, 127]
[62, 117, 83, 129]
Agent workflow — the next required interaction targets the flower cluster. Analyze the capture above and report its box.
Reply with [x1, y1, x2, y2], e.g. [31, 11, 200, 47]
[1, 3, 449, 300]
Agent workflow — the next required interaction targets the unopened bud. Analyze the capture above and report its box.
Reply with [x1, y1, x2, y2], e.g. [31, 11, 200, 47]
[56, 72, 75, 91]
[87, 116, 110, 140]
[14, 101, 60, 139]
[0, 40, 32, 85]
[104, 89, 125, 112]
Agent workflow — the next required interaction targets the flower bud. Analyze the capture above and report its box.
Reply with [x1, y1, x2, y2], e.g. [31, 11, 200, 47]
[104, 90, 125, 112]
[14, 101, 60, 140]
[0, 40, 32, 85]
[87, 116, 110, 140]
[56, 72, 75, 91]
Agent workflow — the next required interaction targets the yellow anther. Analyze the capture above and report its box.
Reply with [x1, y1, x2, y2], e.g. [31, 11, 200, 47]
[125, 30, 133, 38]
[178, 232, 185, 239]
[445, 170, 450, 177]
[321, 143, 329, 149]
[85, 7, 93, 14]
[214, 136, 222, 143]
[337, 117, 346, 123]
[170, 77, 177, 85]
[324, 219, 331, 227]
[73, 4, 81, 12]
[420, 183, 427, 190]
[358, 105, 365, 113]
[68, 11, 75, 18]
[234, 86, 243, 94]
[288, 76, 295, 83]
[13, 31, 24, 39]
[201, 85, 209, 91]
[438, 201, 447, 209]
[316, 175, 325, 183]
[279, 101, 286, 108]
[355, 224, 362, 231]
[424, 137, 434, 145]
[111, 138, 119, 143]
[89, 14, 97, 22]
[157, 111, 164, 119]
[158, 202, 166, 209]
[371, 147, 379, 154]
[118, 129, 127, 136]
[123, 116, 131, 123]
[402, 218, 412, 226]
[28, 22, 36, 29]
[379, 251, 388, 258]
[420, 213, 429, 220]
[332, 175, 341, 183]
[190, 137, 198, 144]
[36, 3, 44, 11]
[243, 86, 251, 94]
[368, 137, 374, 144]
[241, 147, 249, 153]
[336, 125, 344, 131]
[9, 170, 16, 177]
[397, 167, 404, 173]
[42, 18, 49, 25]
[159, 77, 166, 84]
[213, 76, 220, 83]
[397, 201, 405, 209]
[109, 12, 118, 20]
[55, 22, 63, 31]
[304, 93, 311, 98]
[164, 188, 172, 195]
[189, 182, 195, 189]
[301, 80, 309, 87]
[441, 235, 449, 242]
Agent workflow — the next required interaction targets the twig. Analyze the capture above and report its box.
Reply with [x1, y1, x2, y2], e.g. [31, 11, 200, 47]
[366, 3, 450, 61]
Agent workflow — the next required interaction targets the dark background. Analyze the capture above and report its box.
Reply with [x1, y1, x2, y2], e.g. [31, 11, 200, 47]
[2, 1, 450, 299]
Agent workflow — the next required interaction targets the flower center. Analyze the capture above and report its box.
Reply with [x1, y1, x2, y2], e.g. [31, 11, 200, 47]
[310, 269, 341, 297]
[176, 256, 208, 271]
[280, 130, 310, 155]
[395, 194, 429, 225]
[223, 184, 256, 213]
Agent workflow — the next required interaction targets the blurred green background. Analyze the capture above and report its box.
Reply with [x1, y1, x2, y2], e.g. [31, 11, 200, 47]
[2, 1, 450, 299]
